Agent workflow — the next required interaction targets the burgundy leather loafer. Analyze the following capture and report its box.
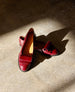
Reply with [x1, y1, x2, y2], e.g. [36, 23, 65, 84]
[42, 41, 59, 56]
[18, 28, 34, 72]
[19, 36, 59, 56]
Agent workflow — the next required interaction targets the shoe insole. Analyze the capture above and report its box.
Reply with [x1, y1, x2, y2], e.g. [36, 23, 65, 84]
[22, 32, 33, 56]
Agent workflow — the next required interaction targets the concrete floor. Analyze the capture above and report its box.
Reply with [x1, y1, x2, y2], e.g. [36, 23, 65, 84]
[0, 0, 75, 92]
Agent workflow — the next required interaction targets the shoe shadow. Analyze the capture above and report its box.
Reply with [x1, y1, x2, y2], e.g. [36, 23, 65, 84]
[29, 28, 70, 70]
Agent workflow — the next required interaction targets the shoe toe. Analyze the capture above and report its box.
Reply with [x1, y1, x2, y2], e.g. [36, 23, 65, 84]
[20, 64, 29, 72]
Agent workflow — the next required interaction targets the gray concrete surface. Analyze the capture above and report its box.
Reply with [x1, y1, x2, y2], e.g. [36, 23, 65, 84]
[0, 0, 75, 92]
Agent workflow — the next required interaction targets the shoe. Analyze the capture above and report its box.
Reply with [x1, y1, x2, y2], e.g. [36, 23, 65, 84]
[19, 36, 59, 56]
[42, 41, 59, 56]
[18, 28, 34, 72]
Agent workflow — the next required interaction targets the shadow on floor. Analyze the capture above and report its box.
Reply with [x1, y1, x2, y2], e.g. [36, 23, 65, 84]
[30, 27, 70, 70]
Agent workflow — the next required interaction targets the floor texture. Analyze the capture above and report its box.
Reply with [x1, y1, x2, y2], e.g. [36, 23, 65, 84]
[0, 0, 75, 92]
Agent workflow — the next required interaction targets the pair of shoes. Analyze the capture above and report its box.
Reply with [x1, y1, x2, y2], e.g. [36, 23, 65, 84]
[18, 28, 59, 72]
[19, 34, 59, 56]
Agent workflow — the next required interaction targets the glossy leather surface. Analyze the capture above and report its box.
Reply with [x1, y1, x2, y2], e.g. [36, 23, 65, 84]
[42, 41, 59, 56]
[18, 28, 34, 72]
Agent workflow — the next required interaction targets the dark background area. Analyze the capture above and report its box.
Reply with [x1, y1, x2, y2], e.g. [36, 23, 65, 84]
[0, 0, 75, 35]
